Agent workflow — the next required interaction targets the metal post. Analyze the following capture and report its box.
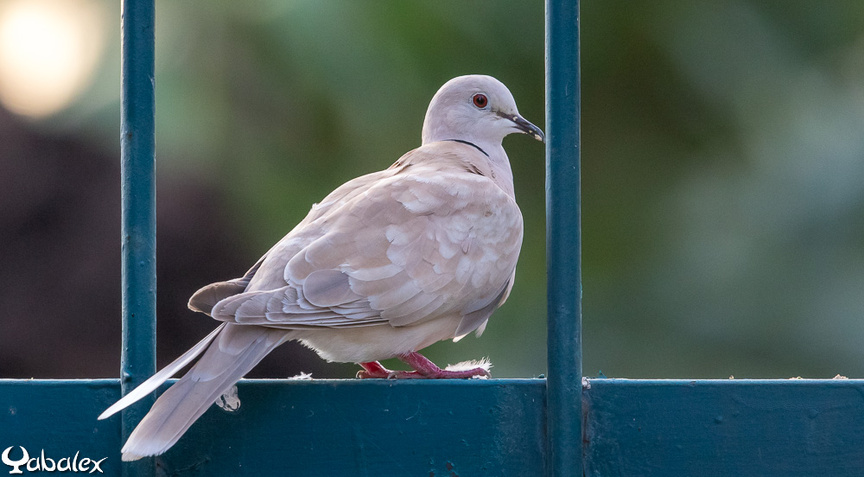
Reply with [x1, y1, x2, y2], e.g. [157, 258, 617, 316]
[545, 0, 582, 475]
[120, 0, 156, 474]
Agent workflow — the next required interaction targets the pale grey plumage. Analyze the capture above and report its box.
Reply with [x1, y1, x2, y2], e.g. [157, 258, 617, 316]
[98, 74, 544, 461]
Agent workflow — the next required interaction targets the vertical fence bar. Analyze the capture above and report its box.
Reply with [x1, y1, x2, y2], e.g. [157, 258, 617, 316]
[120, 0, 156, 474]
[545, 0, 582, 475]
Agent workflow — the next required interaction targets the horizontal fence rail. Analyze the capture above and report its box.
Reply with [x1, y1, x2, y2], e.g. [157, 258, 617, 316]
[2, 379, 864, 475]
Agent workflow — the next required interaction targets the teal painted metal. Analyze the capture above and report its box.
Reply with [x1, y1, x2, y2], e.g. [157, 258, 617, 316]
[545, 0, 582, 475]
[0, 379, 546, 475]
[5, 379, 864, 475]
[162, 379, 546, 475]
[584, 379, 864, 476]
[0, 380, 122, 476]
[120, 0, 156, 474]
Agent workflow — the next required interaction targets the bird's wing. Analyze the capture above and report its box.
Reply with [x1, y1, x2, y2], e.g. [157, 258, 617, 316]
[210, 143, 523, 335]
[187, 257, 266, 315]
[186, 168, 395, 315]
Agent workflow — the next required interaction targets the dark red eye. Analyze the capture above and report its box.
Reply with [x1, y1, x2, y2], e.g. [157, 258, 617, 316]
[472, 93, 488, 108]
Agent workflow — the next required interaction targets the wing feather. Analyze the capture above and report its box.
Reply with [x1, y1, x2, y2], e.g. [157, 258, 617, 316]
[202, 145, 522, 334]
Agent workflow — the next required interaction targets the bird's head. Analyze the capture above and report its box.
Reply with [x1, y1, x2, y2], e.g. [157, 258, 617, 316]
[421, 75, 544, 147]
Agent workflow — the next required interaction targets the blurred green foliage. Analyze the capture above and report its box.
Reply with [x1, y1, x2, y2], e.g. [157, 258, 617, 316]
[51, 0, 864, 378]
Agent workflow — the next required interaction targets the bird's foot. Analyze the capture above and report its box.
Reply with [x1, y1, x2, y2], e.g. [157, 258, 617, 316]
[356, 361, 424, 379]
[400, 351, 491, 379]
[356, 361, 394, 379]
[356, 353, 491, 379]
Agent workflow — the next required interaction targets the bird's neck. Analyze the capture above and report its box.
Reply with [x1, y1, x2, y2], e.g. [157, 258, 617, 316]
[484, 144, 516, 199]
[421, 128, 516, 198]
[444, 139, 516, 199]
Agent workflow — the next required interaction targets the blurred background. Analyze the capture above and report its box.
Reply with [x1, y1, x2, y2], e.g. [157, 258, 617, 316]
[1, 0, 862, 379]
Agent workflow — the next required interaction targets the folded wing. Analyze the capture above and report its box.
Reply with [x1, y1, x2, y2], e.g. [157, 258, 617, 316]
[206, 147, 523, 337]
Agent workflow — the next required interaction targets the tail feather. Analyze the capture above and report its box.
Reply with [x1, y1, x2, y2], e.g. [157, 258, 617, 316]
[118, 324, 289, 461]
[99, 324, 227, 421]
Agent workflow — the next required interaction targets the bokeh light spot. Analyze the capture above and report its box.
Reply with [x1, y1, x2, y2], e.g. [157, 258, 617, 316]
[0, 0, 105, 119]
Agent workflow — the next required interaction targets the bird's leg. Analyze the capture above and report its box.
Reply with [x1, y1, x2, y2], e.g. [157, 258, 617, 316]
[397, 351, 491, 379]
[357, 361, 393, 379]
[356, 361, 425, 379]
[357, 353, 491, 379]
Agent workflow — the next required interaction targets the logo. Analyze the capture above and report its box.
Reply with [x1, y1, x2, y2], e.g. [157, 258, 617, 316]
[1, 447, 106, 474]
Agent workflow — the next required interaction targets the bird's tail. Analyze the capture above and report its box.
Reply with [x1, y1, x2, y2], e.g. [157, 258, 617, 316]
[99, 323, 289, 461]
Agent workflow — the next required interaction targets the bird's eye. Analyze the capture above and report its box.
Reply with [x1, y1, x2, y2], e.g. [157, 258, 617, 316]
[472, 93, 488, 109]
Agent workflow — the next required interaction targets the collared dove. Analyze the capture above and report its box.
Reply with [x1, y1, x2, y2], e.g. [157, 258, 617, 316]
[99, 74, 544, 461]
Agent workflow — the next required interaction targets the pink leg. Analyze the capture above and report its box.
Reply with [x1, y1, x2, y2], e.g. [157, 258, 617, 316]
[356, 360, 425, 379]
[356, 353, 491, 379]
[357, 361, 391, 379]
[399, 352, 491, 379]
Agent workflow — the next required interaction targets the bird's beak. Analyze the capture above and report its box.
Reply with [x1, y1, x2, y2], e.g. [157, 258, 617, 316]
[508, 114, 545, 143]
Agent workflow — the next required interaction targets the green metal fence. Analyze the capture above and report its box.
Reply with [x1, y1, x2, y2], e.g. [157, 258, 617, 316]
[2, 0, 864, 475]
[120, 1, 156, 474]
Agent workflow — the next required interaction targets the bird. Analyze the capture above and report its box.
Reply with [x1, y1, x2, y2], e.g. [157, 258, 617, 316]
[98, 74, 544, 461]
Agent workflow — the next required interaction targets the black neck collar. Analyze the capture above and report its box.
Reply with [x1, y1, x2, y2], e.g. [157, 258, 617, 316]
[445, 139, 489, 157]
